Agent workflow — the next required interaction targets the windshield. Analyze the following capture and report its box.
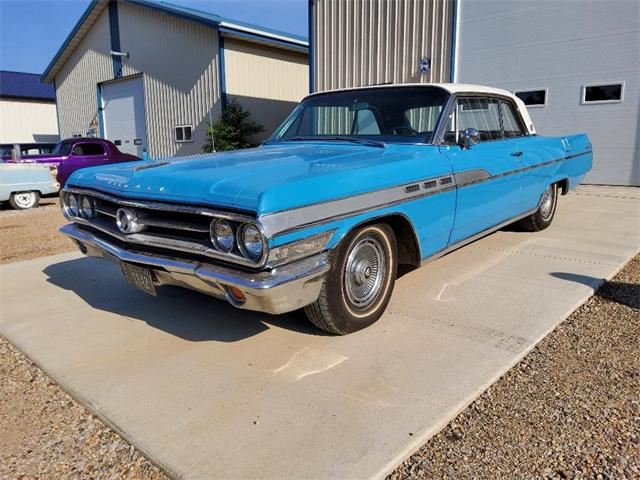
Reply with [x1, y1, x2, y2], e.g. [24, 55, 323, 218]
[52, 142, 73, 156]
[272, 86, 450, 144]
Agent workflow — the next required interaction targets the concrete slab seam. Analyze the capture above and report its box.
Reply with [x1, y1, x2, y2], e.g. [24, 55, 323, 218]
[377, 246, 640, 479]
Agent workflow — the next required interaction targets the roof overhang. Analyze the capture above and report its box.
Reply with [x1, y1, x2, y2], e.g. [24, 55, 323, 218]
[41, 0, 307, 84]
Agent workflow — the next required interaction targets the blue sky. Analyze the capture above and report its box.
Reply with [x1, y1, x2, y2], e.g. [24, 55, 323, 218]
[0, 0, 307, 74]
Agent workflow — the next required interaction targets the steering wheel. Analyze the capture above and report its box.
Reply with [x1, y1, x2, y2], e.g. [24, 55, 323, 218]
[392, 125, 419, 135]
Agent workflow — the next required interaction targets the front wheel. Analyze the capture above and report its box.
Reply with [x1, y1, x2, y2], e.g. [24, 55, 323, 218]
[304, 223, 397, 335]
[517, 183, 558, 232]
[9, 191, 40, 210]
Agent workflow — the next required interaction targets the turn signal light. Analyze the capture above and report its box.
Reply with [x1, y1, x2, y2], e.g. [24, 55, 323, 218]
[226, 286, 246, 303]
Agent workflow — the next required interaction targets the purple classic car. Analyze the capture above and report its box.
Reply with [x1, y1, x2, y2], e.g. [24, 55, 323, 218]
[2, 138, 140, 186]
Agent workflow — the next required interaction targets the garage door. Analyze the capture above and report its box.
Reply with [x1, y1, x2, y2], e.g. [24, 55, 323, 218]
[100, 76, 147, 157]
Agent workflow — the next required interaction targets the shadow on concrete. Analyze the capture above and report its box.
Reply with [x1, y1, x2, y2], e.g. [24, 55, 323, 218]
[551, 272, 639, 309]
[42, 257, 329, 342]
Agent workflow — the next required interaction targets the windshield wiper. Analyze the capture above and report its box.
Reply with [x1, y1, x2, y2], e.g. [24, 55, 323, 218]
[270, 136, 386, 148]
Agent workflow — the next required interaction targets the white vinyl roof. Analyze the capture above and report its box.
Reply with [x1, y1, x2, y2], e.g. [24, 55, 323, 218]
[308, 83, 536, 134]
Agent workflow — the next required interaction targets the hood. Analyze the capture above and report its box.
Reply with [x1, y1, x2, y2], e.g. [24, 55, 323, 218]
[66, 142, 443, 215]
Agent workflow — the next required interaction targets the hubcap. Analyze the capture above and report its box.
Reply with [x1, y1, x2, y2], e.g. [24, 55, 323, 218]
[15, 192, 34, 208]
[344, 236, 386, 311]
[539, 185, 554, 220]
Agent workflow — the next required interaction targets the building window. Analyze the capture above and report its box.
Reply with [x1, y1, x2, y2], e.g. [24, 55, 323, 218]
[582, 83, 624, 104]
[71, 132, 83, 138]
[174, 125, 193, 143]
[515, 89, 547, 107]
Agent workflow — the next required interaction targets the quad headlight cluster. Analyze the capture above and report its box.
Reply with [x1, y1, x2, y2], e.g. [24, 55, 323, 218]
[61, 192, 96, 220]
[209, 218, 265, 261]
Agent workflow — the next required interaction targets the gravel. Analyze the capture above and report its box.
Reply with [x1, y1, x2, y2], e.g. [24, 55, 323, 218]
[0, 198, 75, 264]
[0, 337, 168, 479]
[390, 255, 639, 480]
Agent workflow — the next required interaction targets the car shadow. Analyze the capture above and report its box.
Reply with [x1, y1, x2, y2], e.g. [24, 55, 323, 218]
[551, 272, 639, 309]
[43, 257, 330, 343]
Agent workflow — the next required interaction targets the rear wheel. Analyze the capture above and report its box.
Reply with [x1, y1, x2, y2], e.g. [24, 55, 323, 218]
[9, 191, 39, 210]
[518, 183, 558, 232]
[304, 223, 397, 335]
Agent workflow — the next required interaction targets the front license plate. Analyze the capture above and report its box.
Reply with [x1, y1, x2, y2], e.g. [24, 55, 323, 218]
[121, 262, 156, 296]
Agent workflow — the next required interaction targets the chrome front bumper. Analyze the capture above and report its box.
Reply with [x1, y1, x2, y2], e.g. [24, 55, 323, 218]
[60, 223, 330, 315]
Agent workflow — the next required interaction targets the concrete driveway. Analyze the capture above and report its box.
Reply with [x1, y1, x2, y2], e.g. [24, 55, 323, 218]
[1, 185, 638, 479]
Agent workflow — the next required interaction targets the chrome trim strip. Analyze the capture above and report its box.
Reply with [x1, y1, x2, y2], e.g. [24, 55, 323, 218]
[261, 174, 456, 237]
[65, 187, 257, 221]
[421, 207, 538, 266]
[262, 149, 592, 237]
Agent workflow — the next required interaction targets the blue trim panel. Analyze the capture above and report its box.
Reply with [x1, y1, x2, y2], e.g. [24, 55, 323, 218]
[41, 0, 100, 82]
[308, 0, 314, 93]
[218, 27, 308, 53]
[449, 0, 458, 82]
[108, 1, 122, 78]
[218, 33, 227, 109]
[53, 79, 62, 140]
[96, 84, 105, 138]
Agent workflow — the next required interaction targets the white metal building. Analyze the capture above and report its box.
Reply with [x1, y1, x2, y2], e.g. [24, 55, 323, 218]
[310, 0, 639, 186]
[42, 0, 308, 158]
[0, 71, 59, 144]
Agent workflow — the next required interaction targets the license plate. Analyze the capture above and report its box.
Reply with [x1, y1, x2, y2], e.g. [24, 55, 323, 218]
[121, 262, 156, 296]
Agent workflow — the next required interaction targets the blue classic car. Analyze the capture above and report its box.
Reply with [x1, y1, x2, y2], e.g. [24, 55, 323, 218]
[59, 84, 592, 334]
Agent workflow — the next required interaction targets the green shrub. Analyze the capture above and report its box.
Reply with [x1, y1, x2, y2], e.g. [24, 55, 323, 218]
[203, 98, 264, 152]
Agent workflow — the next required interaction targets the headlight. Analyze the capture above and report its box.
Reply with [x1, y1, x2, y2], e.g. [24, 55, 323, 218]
[79, 195, 96, 219]
[239, 224, 264, 260]
[65, 193, 79, 217]
[211, 219, 235, 252]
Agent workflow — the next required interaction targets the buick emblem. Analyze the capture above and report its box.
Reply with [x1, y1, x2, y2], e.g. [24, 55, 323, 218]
[116, 208, 146, 234]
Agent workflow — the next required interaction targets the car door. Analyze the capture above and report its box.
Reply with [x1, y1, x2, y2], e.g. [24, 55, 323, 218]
[442, 96, 524, 244]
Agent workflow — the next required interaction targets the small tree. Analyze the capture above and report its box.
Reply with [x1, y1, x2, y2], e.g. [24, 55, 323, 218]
[203, 98, 264, 152]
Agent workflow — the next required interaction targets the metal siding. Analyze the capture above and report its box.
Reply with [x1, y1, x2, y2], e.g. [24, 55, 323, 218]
[313, 0, 453, 92]
[455, 0, 639, 186]
[223, 38, 308, 138]
[0, 99, 59, 143]
[117, 2, 221, 158]
[54, 7, 113, 140]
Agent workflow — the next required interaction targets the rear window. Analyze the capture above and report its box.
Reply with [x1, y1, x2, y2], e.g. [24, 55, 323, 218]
[52, 142, 73, 156]
[72, 143, 106, 156]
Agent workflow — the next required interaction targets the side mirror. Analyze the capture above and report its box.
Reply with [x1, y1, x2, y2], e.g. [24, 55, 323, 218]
[460, 128, 480, 149]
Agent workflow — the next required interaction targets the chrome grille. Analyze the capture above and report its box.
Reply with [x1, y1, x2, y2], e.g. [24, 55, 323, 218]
[62, 188, 266, 268]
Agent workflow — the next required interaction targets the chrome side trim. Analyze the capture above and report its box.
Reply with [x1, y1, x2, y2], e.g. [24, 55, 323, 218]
[261, 174, 456, 237]
[264, 150, 592, 237]
[421, 207, 538, 266]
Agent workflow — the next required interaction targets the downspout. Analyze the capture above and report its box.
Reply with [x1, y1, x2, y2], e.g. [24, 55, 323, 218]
[449, 0, 460, 83]
[308, 0, 315, 93]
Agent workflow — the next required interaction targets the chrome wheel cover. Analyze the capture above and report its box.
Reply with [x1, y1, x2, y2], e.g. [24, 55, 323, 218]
[539, 185, 555, 220]
[344, 235, 386, 311]
[14, 192, 35, 208]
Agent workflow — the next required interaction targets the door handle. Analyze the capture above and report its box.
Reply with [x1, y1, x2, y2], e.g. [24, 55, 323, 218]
[511, 151, 523, 157]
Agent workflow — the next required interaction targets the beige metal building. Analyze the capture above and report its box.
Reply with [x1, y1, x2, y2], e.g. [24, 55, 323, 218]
[0, 71, 59, 144]
[42, 0, 308, 158]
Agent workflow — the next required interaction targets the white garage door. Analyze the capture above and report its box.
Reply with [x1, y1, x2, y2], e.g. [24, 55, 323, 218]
[101, 76, 147, 157]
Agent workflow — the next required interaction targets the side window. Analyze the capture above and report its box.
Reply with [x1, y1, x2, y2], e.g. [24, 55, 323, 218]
[72, 143, 105, 156]
[457, 97, 501, 141]
[500, 101, 525, 138]
[353, 109, 381, 135]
